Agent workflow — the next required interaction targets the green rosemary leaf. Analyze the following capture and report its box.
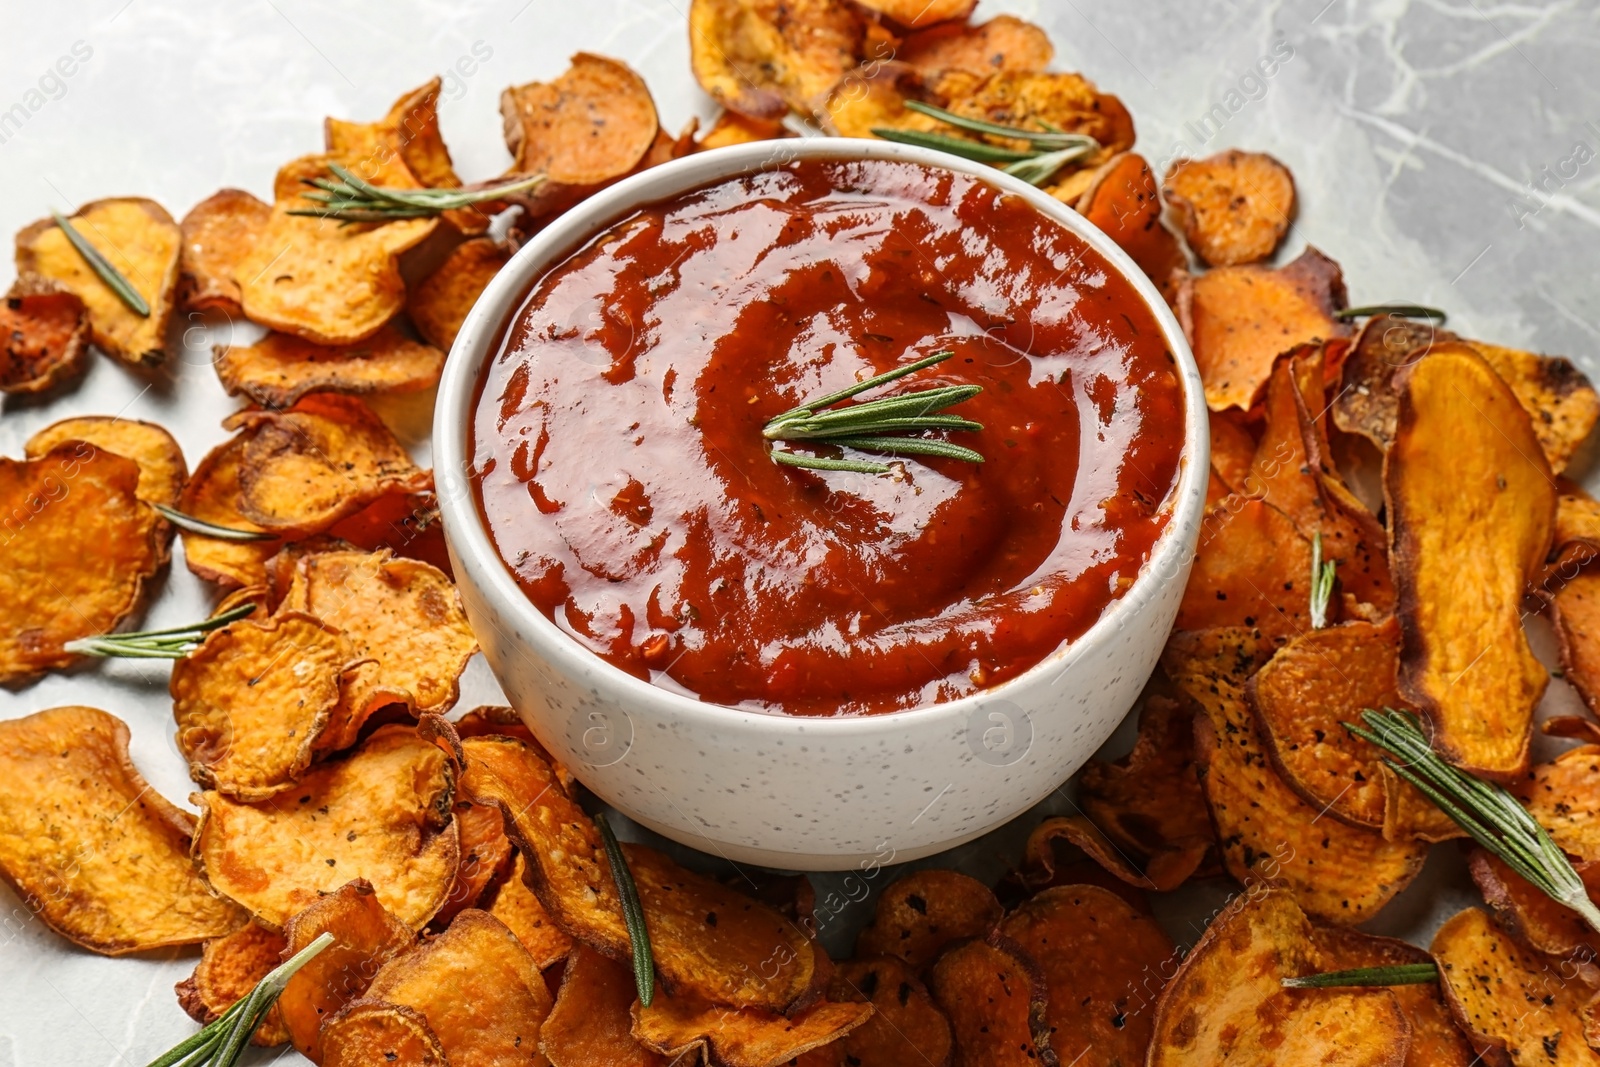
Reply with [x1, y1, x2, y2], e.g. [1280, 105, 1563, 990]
[596, 812, 655, 1007]
[770, 450, 893, 475]
[289, 164, 547, 223]
[1334, 304, 1447, 323]
[868, 127, 1037, 164]
[1282, 963, 1438, 989]
[772, 350, 956, 419]
[825, 435, 985, 463]
[64, 600, 257, 660]
[1002, 142, 1100, 186]
[153, 504, 278, 542]
[1308, 532, 1337, 629]
[900, 100, 1098, 150]
[51, 211, 150, 317]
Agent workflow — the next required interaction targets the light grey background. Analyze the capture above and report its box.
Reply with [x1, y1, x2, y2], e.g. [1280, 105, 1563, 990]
[1, 0, 1596, 1063]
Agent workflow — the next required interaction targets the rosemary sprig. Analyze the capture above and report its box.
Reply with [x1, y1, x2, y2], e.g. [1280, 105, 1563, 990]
[289, 163, 547, 223]
[52, 211, 150, 317]
[872, 101, 1100, 186]
[64, 601, 256, 660]
[596, 812, 655, 1007]
[1334, 304, 1447, 323]
[1346, 708, 1600, 935]
[154, 504, 277, 543]
[1309, 532, 1336, 629]
[763, 351, 984, 475]
[146, 932, 333, 1067]
[1282, 963, 1438, 989]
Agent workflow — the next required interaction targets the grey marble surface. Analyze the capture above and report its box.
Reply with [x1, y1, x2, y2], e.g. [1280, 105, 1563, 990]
[0, 0, 1596, 1062]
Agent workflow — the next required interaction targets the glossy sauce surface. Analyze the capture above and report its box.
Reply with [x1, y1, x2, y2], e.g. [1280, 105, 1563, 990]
[473, 159, 1185, 715]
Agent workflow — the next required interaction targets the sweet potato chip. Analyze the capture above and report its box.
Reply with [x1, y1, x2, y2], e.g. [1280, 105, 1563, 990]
[851, 0, 973, 29]
[1553, 571, 1600, 717]
[1208, 410, 1259, 494]
[175, 922, 290, 1046]
[1434, 907, 1599, 1066]
[828, 956, 953, 1067]
[214, 324, 445, 409]
[431, 798, 514, 928]
[489, 852, 577, 968]
[927, 936, 1051, 1067]
[194, 725, 458, 929]
[279, 879, 415, 1061]
[697, 110, 791, 150]
[0, 274, 88, 393]
[381, 78, 465, 192]
[1516, 745, 1600, 862]
[1162, 149, 1296, 267]
[1388, 343, 1555, 779]
[1001, 885, 1172, 1067]
[1019, 814, 1208, 894]
[543, 945, 665, 1066]
[689, 0, 865, 119]
[175, 431, 281, 589]
[898, 15, 1053, 83]
[633, 994, 872, 1067]
[15, 197, 180, 365]
[1465, 340, 1600, 476]
[321, 1001, 447, 1067]
[407, 237, 509, 352]
[823, 62, 945, 139]
[0, 444, 162, 681]
[1332, 316, 1446, 450]
[24, 415, 187, 510]
[950, 70, 1134, 164]
[1469, 849, 1598, 960]
[1177, 247, 1350, 411]
[1148, 886, 1410, 1066]
[1177, 497, 1314, 640]
[170, 613, 355, 799]
[501, 53, 660, 184]
[1166, 628, 1428, 923]
[365, 909, 554, 1065]
[177, 189, 271, 313]
[855, 869, 1003, 971]
[1077, 153, 1186, 301]
[0, 707, 244, 954]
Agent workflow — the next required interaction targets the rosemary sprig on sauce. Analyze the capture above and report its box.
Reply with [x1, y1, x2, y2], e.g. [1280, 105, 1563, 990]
[1308, 532, 1336, 629]
[64, 601, 256, 660]
[763, 350, 984, 475]
[1282, 963, 1438, 989]
[290, 163, 547, 223]
[52, 211, 150, 317]
[154, 503, 277, 543]
[871, 101, 1100, 186]
[1345, 708, 1600, 935]
[1334, 304, 1447, 323]
[596, 812, 656, 1007]
[146, 932, 333, 1067]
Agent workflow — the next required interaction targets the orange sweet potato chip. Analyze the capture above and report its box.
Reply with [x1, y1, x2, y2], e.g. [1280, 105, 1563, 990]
[1312, 924, 1476, 1067]
[854, 869, 1003, 971]
[1388, 343, 1555, 779]
[1148, 885, 1410, 1066]
[24, 415, 187, 510]
[177, 189, 271, 313]
[1177, 497, 1315, 640]
[1464, 339, 1599, 476]
[320, 1001, 447, 1067]
[175, 431, 282, 589]
[15, 197, 180, 365]
[1207, 410, 1259, 494]
[1332, 316, 1447, 450]
[927, 936, 1051, 1067]
[1469, 849, 1598, 960]
[950, 70, 1135, 164]
[1516, 745, 1600, 862]
[1162, 149, 1296, 267]
[278, 879, 415, 1061]
[689, 0, 865, 119]
[1177, 247, 1350, 411]
[214, 324, 445, 409]
[170, 613, 356, 799]
[194, 725, 459, 929]
[1166, 628, 1428, 924]
[489, 853, 577, 969]
[829, 956, 953, 1067]
[1433, 906, 1600, 1066]
[1552, 570, 1600, 717]
[501, 53, 661, 185]
[1001, 885, 1173, 1066]
[1077, 153, 1186, 302]
[0, 444, 163, 682]
[851, 0, 973, 28]
[1019, 814, 1209, 894]
[898, 14, 1053, 83]
[697, 110, 792, 150]
[407, 237, 510, 352]
[0, 274, 89, 393]
[543, 944, 666, 1066]
[633, 994, 872, 1067]
[823, 62, 945, 140]
[175, 922, 290, 1046]
[0, 706, 244, 954]
[431, 798, 514, 928]
[365, 909, 554, 1064]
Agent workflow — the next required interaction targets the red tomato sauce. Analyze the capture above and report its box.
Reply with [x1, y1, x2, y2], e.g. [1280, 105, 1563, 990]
[472, 159, 1186, 715]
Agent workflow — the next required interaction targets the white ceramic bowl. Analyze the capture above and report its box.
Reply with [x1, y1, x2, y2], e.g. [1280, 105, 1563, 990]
[434, 138, 1209, 871]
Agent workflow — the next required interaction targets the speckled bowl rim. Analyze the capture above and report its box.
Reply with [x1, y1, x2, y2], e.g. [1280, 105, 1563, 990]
[435, 137, 1210, 738]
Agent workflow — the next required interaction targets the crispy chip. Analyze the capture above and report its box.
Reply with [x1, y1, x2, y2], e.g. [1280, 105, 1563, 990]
[851, 0, 973, 28]
[1465, 340, 1599, 476]
[1177, 498, 1314, 640]
[321, 1001, 447, 1067]
[178, 189, 271, 313]
[1019, 814, 1208, 894]
[950, 70, 1134, 164]
[407, 237, 510, 352]
[1166, 628, 1428, 923]
[214, 324, 445, 409]
[170, 613, 355, 800]
[501, 53, 660, 184]
[1177, 247, 1350, 411]
[823, 62, 944, 139]
[697, 110, 792, 150]
[1469, 849, 1598, 960]
[1516, 745, 1600, 862]
[1388, 343, 1555, 779]
[489, 853, 577, 969]
[279, 879, 415, 1061]
[855, 869, 1003, 971]
[365, 909, 554, 1064]
[1077, 153, 1186, 301]
[431, 797, 514, 928]
[1162, 149, 1296, 267]
[1312, 924, 1476, 1067]
[0, 707, 244, 954]
[633, 994, 872, 1067]
[0, 444, 162, 681]
[15, 197, 180, 365]
[1332, 316, 1445, 450]
[828, 956, 953, 1067]
[0, 274, 89, 394]
[326, 483, 452, 576]
[176, 432, 281, 589]
[175, 922, 290, 1046]
[898, 15, 1053, 83]
[1149, 886, 1410, 1066]
[1434, 907, 1599, 1066]
[543, 945, 665, 1066]
[1001, 885, 1172, 1066]
[194, 725, 459, 929]
[1208, 410, 1259, 493]
[1553, 571, 1600, 716]
[24, 415, 187, 513]
[690, 0, 865, 119]
[927, 936, 1051, 1067]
